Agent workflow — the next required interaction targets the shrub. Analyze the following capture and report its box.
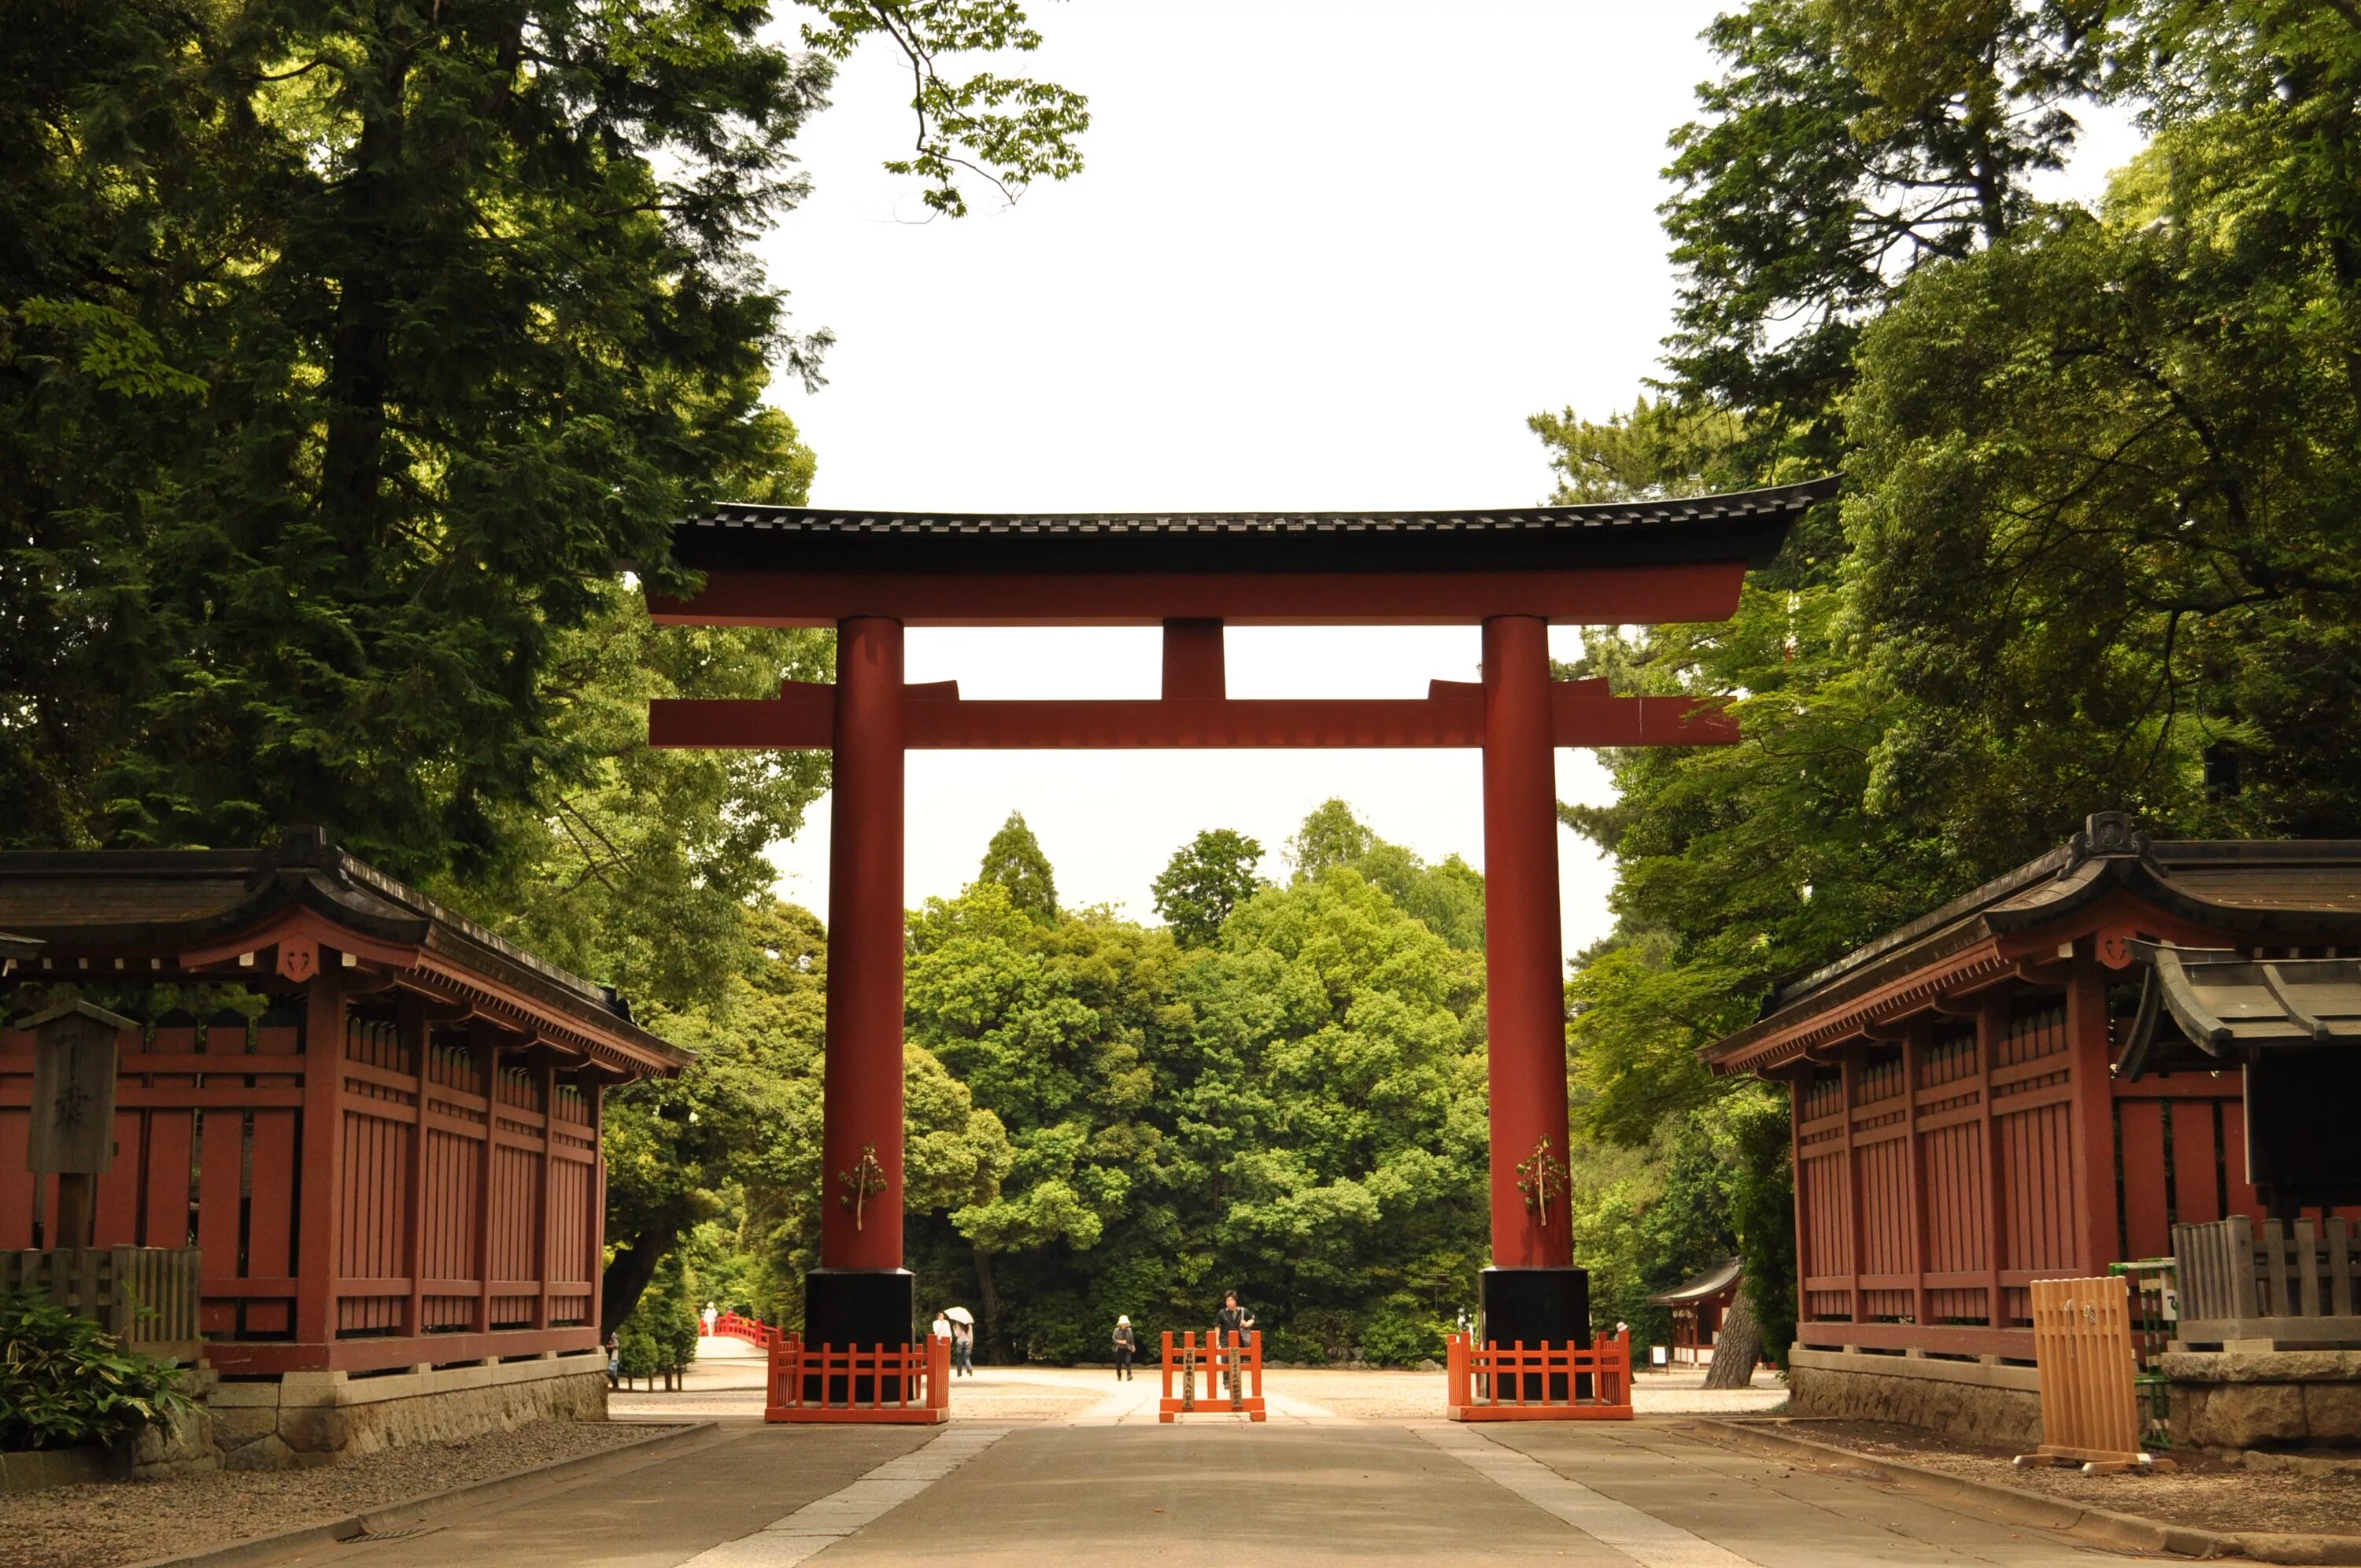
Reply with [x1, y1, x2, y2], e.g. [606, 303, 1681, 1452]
[1358, 1304, 1446, 1367]
[618, 1249, 700, 1378]
[0, 1290, 191, 1452]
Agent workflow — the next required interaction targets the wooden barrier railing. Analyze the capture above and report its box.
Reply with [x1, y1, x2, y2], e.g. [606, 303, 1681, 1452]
[1158, 1330, 1265, 1422]
[2174, 1216, 2361, 1348]
[1446, 1332, 1632, 1422]
[2022, 1275, 2145, 1470]
[764, 1334, 951, 1425]
[705, 1308, 782, 1348]
[2, 1246, 203, 1365]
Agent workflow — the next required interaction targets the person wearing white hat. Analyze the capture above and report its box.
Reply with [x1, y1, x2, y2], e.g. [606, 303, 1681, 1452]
[1111, 1315, 1137, 1382]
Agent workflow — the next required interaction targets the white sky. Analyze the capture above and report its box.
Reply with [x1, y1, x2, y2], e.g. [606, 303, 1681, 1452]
[751, 0, 2144, 946]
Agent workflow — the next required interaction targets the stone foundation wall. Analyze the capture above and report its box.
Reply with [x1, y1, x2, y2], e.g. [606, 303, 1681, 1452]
[1787, 1348, 2043, 1449]
[2165, 1349, 2361, 1451]
[209, 1352, 608, 1470]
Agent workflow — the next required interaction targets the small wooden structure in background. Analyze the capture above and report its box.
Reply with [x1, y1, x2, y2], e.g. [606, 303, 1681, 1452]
[1158, 1330, 1265, 1422]
[1702, 818, 2361, 1365]
[1446, 1330, 1632, 1421]
[0, 832, 685, 1377]
[1646, 1258, 1742, 1367]
[22, 999, 131, 1250]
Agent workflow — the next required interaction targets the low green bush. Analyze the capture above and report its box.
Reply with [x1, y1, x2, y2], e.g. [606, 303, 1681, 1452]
[0, 1289, 191, 1452]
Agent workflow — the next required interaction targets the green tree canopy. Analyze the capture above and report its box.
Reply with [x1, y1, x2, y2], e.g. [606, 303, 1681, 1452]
[977, 811, 1059, 924]
[1151, 828, 1265, 946]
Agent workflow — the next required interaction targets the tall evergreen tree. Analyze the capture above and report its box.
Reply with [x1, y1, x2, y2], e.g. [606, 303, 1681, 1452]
[978, 811, 1059, 924]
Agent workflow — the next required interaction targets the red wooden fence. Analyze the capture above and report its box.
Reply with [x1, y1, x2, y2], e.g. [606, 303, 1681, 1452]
[1446, 1331, 1631, 1421]
[1158, 1330, 1266, 1422]
[0, 1005, 605, 1374]
[765, 1334, 951, 1424]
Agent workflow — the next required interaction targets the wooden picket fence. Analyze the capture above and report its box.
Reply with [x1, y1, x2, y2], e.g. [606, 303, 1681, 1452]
[765, 1334, 950, 1424]
[2024, 1276, 2143, 1467]
[1446, 1331, 1633, 1422]
[2, 1247, 202, 1364]
[1158, 1330, 1265, 1422]
[2174, 1216, 2361, 1348]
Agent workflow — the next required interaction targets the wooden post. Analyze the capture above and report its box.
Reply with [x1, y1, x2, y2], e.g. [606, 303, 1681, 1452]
[1841, 1046, 1864, 1326]
[294, 972, 347, 1345]
[1904, 1022, 1931, 1330]
[2065, 946, 2120, 1274]
[1979, 993, 2010, 1327]
[536, 1054, 557, 1331]
[1788, 1064, 1809, 1334]
[822, 616, 907, 1272]
[472, 1023, 501, 1334]
[1480, 614, 1573, 1268]
[401, 996, 431, 1339]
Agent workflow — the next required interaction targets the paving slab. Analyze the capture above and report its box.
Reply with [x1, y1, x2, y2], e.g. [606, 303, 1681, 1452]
[1483, 1422, 2163, 1567]
[816, 1422, 1637, 1564]
[265, 1422, 936, 1568]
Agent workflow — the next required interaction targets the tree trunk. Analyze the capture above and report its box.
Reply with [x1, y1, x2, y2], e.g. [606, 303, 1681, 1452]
[1701, 1282, 1764, 1389]
[972, 1247, 1003, 1364]
[600, 1227, 676, 1333]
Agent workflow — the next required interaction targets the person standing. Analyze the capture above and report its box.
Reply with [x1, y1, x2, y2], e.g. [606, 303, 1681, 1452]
[930, 1309, 952, 1361]
[1214, 1291, 1254, 1397]
[951, 1314, 975, 1377]
[1111, 1315, 1137, 1381]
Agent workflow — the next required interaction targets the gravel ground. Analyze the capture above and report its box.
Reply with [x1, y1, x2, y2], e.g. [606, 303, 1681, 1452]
[0, 1421, 678, 1568]
[1760, 1417, 2361, 1540]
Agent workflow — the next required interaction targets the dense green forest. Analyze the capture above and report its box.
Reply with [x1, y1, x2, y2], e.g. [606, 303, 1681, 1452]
[7, 1, 2357, 1365]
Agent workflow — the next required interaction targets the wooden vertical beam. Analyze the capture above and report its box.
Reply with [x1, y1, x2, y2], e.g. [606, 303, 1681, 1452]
[1842, 1046, 1864, 1325]
[536, 1053, 557, 1331]
[591, 1080, 610, 1332]
[472, 1023, 500, 1335]
[1788, 1065, 1809, 1334]
[1979, 992, 2010, 1327]
[2064, 945, 2120, 1274]
[1903, 1022, 1931, 1330]
[399, 995, 431, 1341]
[1160, 619, 1226, 699]
[294, 972, 347, 1346]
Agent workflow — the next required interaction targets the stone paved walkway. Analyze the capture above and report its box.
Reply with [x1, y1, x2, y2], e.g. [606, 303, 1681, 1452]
[265, 1413, 2200, 1567]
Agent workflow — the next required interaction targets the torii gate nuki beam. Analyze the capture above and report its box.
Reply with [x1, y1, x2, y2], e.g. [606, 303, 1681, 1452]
[648, 480, 1831, 1367]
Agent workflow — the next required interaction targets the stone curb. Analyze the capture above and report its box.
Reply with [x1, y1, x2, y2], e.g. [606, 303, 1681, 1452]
[127, 1420, 721, 1568]
[1684, 1417, 2361, 1565]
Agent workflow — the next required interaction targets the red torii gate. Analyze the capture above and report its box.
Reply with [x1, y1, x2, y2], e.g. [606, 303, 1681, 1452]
[648, 480, 1827, 1381]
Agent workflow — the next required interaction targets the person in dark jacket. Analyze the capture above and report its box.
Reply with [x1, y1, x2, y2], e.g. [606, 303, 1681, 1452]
[1214, 1291, 1255, 1396]
[1112, 1315, 1137, 1381]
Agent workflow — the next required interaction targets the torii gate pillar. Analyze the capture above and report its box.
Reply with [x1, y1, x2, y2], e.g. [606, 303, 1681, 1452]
[1476, 615, 1589, 1358]
[807, 615, 918, 1353]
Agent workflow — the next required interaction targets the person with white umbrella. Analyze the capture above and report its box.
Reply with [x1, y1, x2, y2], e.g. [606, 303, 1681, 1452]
[944, 1304, 976, 1376]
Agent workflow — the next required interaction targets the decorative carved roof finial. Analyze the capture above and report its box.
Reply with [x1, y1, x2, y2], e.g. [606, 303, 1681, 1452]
[2061, 811, 2152, 876]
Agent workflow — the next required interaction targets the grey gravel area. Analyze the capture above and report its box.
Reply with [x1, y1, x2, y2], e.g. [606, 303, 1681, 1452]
[0, 1420, 678, 1568]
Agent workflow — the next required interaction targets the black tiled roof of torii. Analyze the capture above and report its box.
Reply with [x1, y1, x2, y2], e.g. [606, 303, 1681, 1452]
[678, 478, 1834, 537]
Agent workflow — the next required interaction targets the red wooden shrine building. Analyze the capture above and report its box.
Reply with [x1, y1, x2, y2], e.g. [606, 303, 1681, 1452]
[0, 830, 685, 1376]
[1704, 816, 2361, 1371]
[648, 478, 1834, 1400]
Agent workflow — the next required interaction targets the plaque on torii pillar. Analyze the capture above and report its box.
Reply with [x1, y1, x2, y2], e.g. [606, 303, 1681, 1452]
[647, 480, 1832, 1371]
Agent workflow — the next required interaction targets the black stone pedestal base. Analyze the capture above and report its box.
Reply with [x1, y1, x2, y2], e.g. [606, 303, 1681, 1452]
[805, 1267, 917, 1402]
[1479, 1266, 1591, 1400]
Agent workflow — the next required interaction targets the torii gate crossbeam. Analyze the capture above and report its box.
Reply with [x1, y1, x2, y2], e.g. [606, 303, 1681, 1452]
[647, 480, 1831, 1387]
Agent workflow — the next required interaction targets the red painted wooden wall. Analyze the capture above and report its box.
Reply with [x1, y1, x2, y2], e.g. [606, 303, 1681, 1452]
[0, 1002, 605, 1374]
